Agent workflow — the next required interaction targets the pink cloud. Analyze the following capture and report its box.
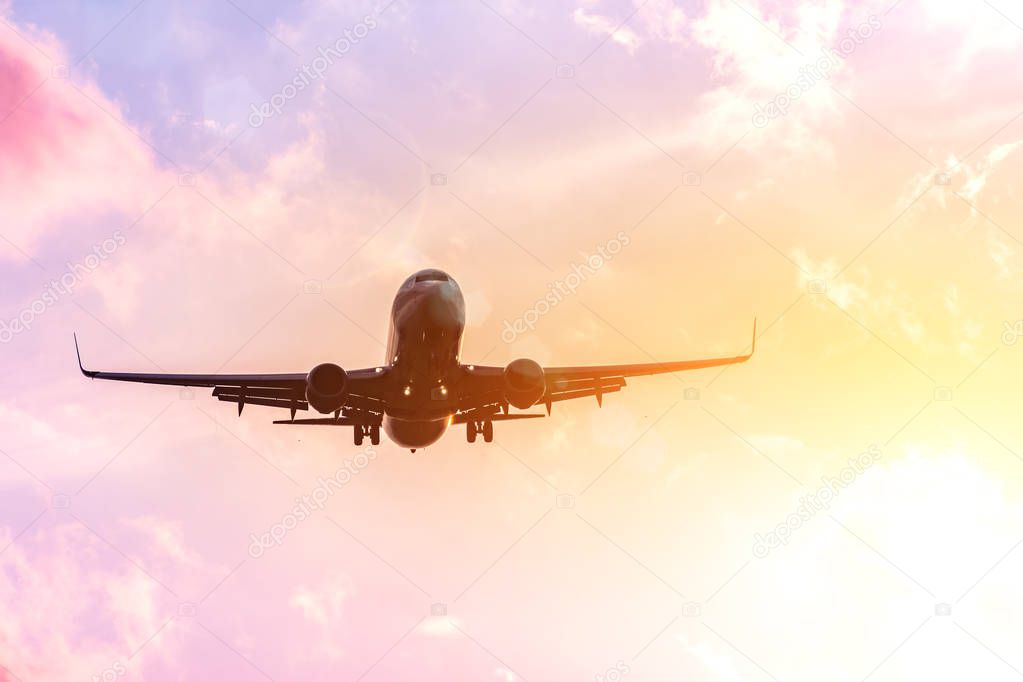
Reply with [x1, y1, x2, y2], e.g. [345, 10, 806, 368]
[0, 41, 86, 164]
[0, 520, 176, 681]
[0, 16, 170, 252]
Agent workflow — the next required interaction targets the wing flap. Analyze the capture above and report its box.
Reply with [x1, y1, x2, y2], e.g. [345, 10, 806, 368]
[547, 384, 623, 404]
[212, 386, 302, 400]
[272, 417, 362, 426]
[546, 376, 626, 394]
[216, 394, 309, 411]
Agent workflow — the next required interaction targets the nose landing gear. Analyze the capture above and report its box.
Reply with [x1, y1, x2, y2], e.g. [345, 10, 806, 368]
[353, 424, 381, 446]
[466, 420, 494, 443]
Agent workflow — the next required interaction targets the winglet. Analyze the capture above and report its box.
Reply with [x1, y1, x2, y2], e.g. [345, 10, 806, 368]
[74, 333, 97, 378]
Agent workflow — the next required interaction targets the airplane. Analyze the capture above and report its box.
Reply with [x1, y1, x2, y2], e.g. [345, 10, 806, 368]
[76, 268, 755, 451]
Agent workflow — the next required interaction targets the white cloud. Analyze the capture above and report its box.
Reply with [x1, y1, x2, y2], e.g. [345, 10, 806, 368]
[290, 578, 350, 659]
[122, 515, 221, 576]
[988, 232, 1015, 279]
[898, 139, 1023, 281]
[916, 1, 1023, 71]
[572, 0, 689, 50]
[792, 248, 867, 310]
[839, 448, 1023, 594]
[417, 615, 465, 637]
[572, 5, 641, 53]
[958, 141, 1023, 204]
[0, 521, 175, 681]
[678, 632, 754, 682]
[640, 0, 688, 44]
[903, 141, 1023, 211]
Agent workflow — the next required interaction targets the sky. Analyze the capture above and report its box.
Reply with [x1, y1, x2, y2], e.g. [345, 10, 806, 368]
[2, 0, 1023, 679]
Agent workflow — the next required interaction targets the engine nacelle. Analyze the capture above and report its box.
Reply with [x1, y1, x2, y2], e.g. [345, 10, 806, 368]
[306, 363, 349, 414]
[503, 358, 546, 409]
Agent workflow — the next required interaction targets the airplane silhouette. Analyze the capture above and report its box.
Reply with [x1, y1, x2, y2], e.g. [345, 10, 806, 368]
[77, 269, 755, 451]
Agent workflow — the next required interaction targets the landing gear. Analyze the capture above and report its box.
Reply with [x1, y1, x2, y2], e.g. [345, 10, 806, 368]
[467, 420, 494, 444]
[353, 424, 381, 447]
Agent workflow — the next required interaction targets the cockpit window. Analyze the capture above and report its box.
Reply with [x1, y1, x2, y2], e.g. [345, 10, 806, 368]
[414, 272, 449, 283]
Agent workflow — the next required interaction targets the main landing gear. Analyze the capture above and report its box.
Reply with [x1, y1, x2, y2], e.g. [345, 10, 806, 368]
[353, 424, 381, 446]
[466, 420, 494, 443]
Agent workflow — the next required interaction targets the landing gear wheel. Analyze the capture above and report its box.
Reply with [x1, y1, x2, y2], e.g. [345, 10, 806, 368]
[467, 423, 477, 443]
[354, 427, 364, 446]
[370, 425, 381, 446]
[482, 420, 494, 443]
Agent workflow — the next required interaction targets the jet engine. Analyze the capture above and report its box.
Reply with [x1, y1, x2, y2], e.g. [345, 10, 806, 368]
[306, 363, 349, 414]
[503, 358, 546, 409]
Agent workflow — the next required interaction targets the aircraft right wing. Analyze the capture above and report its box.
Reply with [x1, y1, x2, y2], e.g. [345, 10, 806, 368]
[456, 320, 756, 416]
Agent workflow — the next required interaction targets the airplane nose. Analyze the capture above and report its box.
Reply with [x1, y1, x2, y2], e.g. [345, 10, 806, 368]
[420, 283, 464, 329]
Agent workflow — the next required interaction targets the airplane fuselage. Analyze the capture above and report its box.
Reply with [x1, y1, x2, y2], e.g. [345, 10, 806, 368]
[382, 269, 466, 448]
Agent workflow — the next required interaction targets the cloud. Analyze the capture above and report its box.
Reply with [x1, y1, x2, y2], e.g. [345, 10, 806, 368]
[902, 140, 1023, 211]
[570, 0, 896, 159]
[0, 520, 174, 681]
[572, 4, 642, 54]
[0, 0, 426, 316]
[897, 139, 1023, 280]
[836, 447, 1023, 593]
[417, 615, 465, 637]
[959, 141, 1023, 203]
[915, 1, 1023, 70]
[640, 0, 689, 44]
[792, 248, 867, 310]
[289, 578, 350, 660]
[0, 14, 171, 253]
[573, 0, 689, 51]
[792, 249, 940, 355]
[678, 632, 752, 681]
[0, 402, 113, 484]
[121, 515, 226, 588]
[685, 0, 864, 153]
[988, 232, 1015, 279]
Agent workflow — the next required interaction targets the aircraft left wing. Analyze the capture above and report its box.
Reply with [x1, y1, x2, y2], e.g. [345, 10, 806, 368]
[74, 335, 384, 420]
